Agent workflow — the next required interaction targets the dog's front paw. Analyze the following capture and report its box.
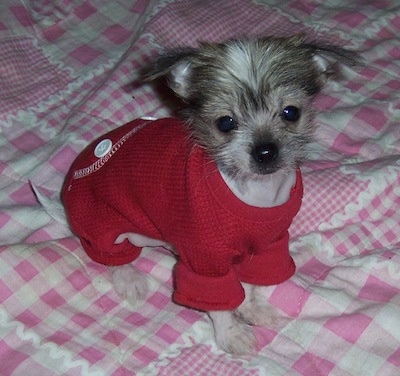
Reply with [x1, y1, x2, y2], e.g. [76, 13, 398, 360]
[216, 321, 256, 355]
[235, 301, 278, 327]
[235, 284, 280, 327]
[209, 311, 257, 355]
[111, 265, 149, 306]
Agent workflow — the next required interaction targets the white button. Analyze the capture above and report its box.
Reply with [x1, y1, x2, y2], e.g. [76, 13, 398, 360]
[140, 116, 158, 121]
[94, 139, 112, 158]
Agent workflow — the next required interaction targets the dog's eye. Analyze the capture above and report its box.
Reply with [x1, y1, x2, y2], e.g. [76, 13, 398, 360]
[217, 116, 237, 133]
[281, 106, 300, 122]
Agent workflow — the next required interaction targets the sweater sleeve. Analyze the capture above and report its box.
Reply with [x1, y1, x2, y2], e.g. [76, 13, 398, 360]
[235, 231, 296, 285]
[172, 246, 245, 311]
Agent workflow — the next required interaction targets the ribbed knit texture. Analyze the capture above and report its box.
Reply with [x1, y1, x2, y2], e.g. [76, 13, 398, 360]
[62, 118, 303, 311]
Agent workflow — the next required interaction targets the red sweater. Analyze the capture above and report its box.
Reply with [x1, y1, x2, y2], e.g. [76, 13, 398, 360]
[62, 118, 303, 311]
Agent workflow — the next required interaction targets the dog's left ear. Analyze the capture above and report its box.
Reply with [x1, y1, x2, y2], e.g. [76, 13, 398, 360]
[307, 42, 364, 81]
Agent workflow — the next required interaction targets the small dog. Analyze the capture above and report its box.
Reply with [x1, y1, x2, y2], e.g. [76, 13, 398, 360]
[60, 35, 361, 355]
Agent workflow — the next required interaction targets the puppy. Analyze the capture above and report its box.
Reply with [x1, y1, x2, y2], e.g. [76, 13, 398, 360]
[61, 35, 361, 355]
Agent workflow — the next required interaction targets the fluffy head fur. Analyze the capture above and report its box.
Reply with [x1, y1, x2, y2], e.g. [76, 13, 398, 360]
[148, 35, 361, 181]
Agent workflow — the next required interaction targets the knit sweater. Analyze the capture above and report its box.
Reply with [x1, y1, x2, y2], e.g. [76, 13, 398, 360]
[62, 118, 303, 311]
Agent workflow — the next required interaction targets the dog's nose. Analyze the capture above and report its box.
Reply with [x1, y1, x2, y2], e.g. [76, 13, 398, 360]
[251, 142, 279, 165]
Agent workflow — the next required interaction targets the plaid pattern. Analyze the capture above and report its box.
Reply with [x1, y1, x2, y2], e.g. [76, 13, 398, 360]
[1, 0, 400, 374]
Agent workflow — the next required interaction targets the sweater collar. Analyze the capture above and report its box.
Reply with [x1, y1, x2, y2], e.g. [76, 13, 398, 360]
[202, 155, 303, 222]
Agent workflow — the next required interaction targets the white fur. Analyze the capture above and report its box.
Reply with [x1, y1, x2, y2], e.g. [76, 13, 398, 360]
[115, 233, 175, 253]
[313, 54, 331, 73]
[208, 310, 256, 355]
[209, 284, 281, 355]
[221, 169, 296, 208]
[225, 42, 261, 90]
[170, 61, 192, 97]
[236, 283, 280, 327]
[31, 184, 68, 224]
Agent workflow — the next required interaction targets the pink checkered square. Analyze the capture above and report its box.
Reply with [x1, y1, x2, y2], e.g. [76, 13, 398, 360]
[78, 347, 106, 363]
[156, 324, 182, 343]
[70, 45, 102, 64]
[16, 309, 42, 328]
[14, 261, 39, 282]
[74, 3, 97, 20]
[325, 313, 373, 343]
[134, 345, 159, 364]
[358, 275, 399, 303]
[131, 0, 152, 14]
[270, 281, 311, 317]
[42, 24, 66, 41]
[71, 312, 96, 328]
[46, 331, 73, 346]
[9, 131, 45, 152]
[41, 289, 67, 309]
[10, 5, 31, 27]
[148, 291, 171, 310]
[125, 312, 151, 326]
[0, 343, 29, 376]
[333, 11, 367, 27]
[293, 352, 336, 375]
[103, 24, 132, 45]
[388, 348, 400, 367]
[0, 279, 14, 301]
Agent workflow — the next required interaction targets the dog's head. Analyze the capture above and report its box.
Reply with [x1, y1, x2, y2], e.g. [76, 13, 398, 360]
[148, 35, 362, 181]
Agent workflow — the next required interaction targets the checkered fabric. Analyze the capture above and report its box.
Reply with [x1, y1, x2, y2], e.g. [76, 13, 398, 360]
[1, 0, 400, 375]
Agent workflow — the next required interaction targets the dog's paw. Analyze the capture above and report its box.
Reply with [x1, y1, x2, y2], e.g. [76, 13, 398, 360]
[209, 311, 257, 355]
[111, 265, 149, 306]
[235, 284, 279, 327]
[235, 301, 278, 327]
[216, 321, 256, 355]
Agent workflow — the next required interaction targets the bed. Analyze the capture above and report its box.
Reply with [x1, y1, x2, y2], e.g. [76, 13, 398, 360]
[1, 0, 400, 375]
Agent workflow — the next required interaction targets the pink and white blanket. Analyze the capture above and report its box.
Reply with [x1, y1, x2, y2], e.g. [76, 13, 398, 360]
[1, 1, 400, 375]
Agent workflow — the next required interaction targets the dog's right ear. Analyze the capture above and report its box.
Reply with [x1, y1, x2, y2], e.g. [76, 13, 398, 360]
[306, 42, 365, 82]
[145, 48, 197, 99]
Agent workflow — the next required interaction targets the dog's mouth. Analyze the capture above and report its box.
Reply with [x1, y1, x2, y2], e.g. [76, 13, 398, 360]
[251, 165, 281, 175]
[220, 162, 282, 182]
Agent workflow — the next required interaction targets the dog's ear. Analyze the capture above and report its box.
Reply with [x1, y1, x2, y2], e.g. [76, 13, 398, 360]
[145, 48, 198, 99]
[306, 42, 364, 80]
